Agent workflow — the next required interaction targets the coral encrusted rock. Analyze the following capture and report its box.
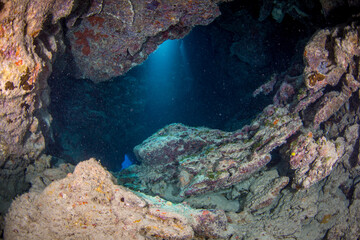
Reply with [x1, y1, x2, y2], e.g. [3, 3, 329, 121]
[288, 134, 345, 189]
[302, 22, 360, 128]
[67, 0, 225, 82]
[0, 0, 76, 207]
[5, 158, 233, 239]
[120, 106, 301, 198]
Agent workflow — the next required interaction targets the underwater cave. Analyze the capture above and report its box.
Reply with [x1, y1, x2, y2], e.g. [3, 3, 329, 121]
[48, 1, 312, 171]
[3, 0, 360, 239]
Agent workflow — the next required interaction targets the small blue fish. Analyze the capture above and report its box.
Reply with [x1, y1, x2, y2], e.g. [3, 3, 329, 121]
[121, 154, 133, 169]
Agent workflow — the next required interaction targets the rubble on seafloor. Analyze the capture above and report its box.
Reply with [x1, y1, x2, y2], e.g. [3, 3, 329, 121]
[6, 156, 360, 239]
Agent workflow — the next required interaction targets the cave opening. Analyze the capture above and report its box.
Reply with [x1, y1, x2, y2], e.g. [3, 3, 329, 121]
[47, 2, 317, 171]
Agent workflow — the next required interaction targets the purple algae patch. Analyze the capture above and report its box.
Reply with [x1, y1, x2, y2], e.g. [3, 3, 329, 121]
[146, 0, 160, 10]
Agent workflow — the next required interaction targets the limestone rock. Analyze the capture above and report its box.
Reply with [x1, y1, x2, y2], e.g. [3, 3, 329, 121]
[244, 170, 289, 212]
[5, 158, 233, 239]
[289, 135, 345, 189]
[120, 106, 301, 198]
[67, 0, 224, 82]
[0, 0, 76, 203]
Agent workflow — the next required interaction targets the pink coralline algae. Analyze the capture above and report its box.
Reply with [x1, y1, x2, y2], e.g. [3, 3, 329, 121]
[288, 134, 345, 189]
[252, 74, 277, 97]
[124, 106, 302, 197]
[313, 73, 360, 128]
[286, 22, 360, 188]
[273, 82, 295, 106]
[67, 0, 223, 82]
[301, 24, 360, 122]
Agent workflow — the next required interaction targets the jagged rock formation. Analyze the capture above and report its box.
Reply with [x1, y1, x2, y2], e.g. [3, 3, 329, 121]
[117, 20, 360, 237]
[225, 162, 359, 240]
[288, 134, 345, 189]
[119, 106, 301, 198]
[67, 0, 224, 82]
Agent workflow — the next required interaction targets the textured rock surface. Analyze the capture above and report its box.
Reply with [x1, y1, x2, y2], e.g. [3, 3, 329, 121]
[288, 135, 345, 189]
[25, 155, 75, 193]
[0, 0, 226, 212]
[2, 1, 360, 239]
[277, 20, 360, 191]
[118, 18, 360, 213]
[227, 163, 352, 240]
[6, 159, 360, 240]
[244, 169, 289, 212]
[326, 178, 360, 240]
[301, 23, 360, 127]
[67, 0, 224, 82]
[0, 0, 75, 209]
[5, 159, 232, 239]
[120, 106, 301, 197]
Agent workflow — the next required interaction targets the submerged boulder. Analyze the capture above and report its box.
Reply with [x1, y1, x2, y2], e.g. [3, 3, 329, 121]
[5, 158, 232, 239]
[121, 106, 302, 198]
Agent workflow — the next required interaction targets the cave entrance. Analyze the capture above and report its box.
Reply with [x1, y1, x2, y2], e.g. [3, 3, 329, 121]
[47, 3, 311, 171]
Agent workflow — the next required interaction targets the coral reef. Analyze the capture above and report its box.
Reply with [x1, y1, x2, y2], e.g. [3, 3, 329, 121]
[67, 0, 224, 82]
[5, 159, 232, 239]
[303, 23, 360, 98]
[119, 19, 360, 220]
[7, 156, 360, 240]
[227, 162, 353, 239]
[0, 0, 227, 214]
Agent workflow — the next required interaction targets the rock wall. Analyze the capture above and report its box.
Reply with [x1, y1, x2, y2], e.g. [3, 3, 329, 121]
[0, 0, 75, 208]
[121, 19, 360, 198]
